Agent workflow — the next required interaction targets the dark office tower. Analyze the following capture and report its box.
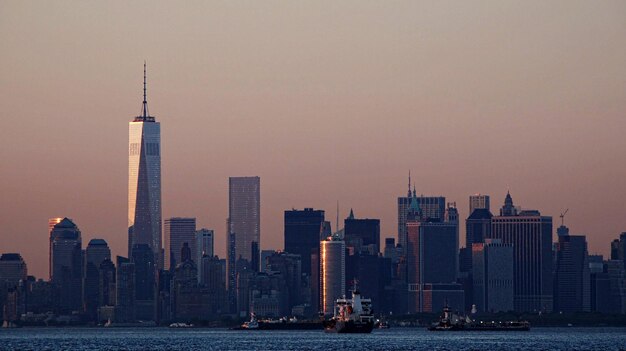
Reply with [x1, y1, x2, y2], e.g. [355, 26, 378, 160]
[49, 218, 83, 313]
[131, 244, 156, 321]
[164, 217, 197, 270]
[251, 241, 260, 272]
[469, 194, 490, 215]
[397, 177, 446, 251]
[344, 210, 381, 255]
[0, 253, 27, 286]
[472, 239, 514, 312]
[463, 208, 493, 273]
[128, 63, 162, 268]
[284, 208, 325, 275]
[488, 193, 553, 312]
[554, 226, 590, 312]
[607, 260, 626, 313]
[84, 239, 111, 321]
[199, 255, 228, 316]
[115, 256, 136, 323]
[98, 259, 116, 308]
[404, 195, 461, 313]
[267, 252, 303, 312]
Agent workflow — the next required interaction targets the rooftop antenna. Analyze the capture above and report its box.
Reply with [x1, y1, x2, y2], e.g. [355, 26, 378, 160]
[336, 200, 339, 235]
[142, 61, 149, 118]
[559, 208, 569, 227]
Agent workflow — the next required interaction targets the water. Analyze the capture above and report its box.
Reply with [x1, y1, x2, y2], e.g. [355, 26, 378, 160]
[1, 327, 625, 350]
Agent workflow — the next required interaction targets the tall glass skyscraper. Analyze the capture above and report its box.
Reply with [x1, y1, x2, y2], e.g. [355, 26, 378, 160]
[128, 63, 162, 266]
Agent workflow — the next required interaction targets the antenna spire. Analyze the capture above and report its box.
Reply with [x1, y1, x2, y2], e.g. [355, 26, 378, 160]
[408, 170, 412, 197]
[142, 61, 149, 118]
[336, 201, 339, 236]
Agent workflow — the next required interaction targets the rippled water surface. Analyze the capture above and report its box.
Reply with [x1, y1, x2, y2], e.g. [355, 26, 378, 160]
[1, 327, 626, 350]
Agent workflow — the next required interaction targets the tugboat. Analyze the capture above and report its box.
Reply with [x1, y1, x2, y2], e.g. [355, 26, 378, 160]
[323, 285, 374, 333]
[428, 306, 530, 331]
[240, 313, 259, 330]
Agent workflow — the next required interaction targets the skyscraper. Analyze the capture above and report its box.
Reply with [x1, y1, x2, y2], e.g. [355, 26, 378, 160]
[196, 228, 215, 281]
[554, 225, 591, 313]
[284, 208, 325, 275]
[228, 177, 261, 263]
[488, 192, 553, 312]
[84, 239, 111, 320]
[128, 63, 162, 267]
[115, 256, 136, 323]
[227, 176, 260, 311]
[472, 239, 514, 312]
[164, 217, 197, 270]
[49, 217, 83, 313]
[406, 218, 460, 312]
[320, 236, 345, 315]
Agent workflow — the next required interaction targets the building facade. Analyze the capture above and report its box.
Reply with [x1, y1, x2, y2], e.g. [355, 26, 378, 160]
[164, 217, 197, 270]
[320, 237, 345, 315]
[488, 193, 553, 312]
[472, 239, 514, 312]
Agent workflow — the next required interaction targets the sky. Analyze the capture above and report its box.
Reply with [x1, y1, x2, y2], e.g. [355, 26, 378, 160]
[1, 1, 626, 279]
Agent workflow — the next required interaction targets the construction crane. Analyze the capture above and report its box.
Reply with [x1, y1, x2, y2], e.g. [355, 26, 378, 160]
[559, 208, 569, 227]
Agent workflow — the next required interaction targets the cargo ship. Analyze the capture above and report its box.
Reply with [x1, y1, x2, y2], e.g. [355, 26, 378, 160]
[428, 306, 530, 331]
[323, 286, 374, 333]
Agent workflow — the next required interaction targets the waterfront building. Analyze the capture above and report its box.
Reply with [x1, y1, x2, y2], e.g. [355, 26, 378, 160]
[320, 235, 345, 315]
[164, 217, 196, 270]
[488, 193, 553, 312]
[472, 239, 514, 312]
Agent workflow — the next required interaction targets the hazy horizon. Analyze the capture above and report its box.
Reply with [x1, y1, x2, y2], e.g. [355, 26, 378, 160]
[1, 1, 626, 279]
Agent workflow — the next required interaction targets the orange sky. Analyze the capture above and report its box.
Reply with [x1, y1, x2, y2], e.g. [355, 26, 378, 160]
[1, 1, 626, 279]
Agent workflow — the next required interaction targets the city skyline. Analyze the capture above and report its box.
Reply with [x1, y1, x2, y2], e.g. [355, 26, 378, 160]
[2, 1, 626, 279]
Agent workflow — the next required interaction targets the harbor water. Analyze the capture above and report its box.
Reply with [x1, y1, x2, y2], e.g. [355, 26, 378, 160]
[1, 327, 625, 350]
